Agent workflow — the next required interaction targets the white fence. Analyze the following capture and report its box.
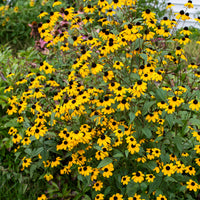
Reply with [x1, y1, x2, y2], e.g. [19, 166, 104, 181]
[162, 0, 200, 28]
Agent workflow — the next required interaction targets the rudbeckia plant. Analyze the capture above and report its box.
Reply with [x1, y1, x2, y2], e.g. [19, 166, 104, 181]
[2, 0, 200, 199]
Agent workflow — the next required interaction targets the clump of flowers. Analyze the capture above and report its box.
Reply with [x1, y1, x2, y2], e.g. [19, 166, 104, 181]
[3, 0, 200, 199]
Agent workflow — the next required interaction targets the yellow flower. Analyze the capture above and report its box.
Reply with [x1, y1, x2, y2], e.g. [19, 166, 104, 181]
[166, 2, 174, 9]
[14, 6, 19, 13]
[162, 163, 175, 176]
[156, 194, 167, 200]
[52, 0, 62, 7]
[8, 127, 18, 135]
[168, 96, 184, 107]
[165, 105, 175, 114]
[121, 175, 131, 186]
[194, 145, 200, 154]
[51, 157, 62, 168]
[37, 194, 48, 200]
[186, 179, 199, 192]
[135, 110, 141, 116]
[142, 9, 156, 21]
[102, 163, 114, 178]
[113, 61, 124, 70]
[184, 1, 194, 8]
[132, 171, 145, 183]
[145, 112, 159, 123]
[7, 104, 18, 115]
[111, 0, 124, 9]
[146, 174, 155, 182]
[84, 5, 96, 14]
[30, 0, 34, 7]
[189, 99, 200, 111]
[185, 166, 196, 176]
[38, 11, 48, 19]
[44, 174, 53, 181]
[21, 137, 31, 146]
[95, 193, 104, 200]
[39, 61, 55, 74]
[188, 62, 198, 69]
[93, 181, 103, 191]
[4, 86, 13, 93]
[22, 157, 32, 168]
[128, 193, 144, 200]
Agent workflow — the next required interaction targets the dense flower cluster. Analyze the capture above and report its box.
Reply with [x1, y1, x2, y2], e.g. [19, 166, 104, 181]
[4, 0, 200, 199]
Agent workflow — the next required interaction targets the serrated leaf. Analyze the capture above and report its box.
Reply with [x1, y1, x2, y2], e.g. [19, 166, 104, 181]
[97, 157, 113, 169]
[31, 147, 44, 157]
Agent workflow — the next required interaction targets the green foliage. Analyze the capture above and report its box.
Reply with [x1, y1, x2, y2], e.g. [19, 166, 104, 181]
[1, 0, 200, 200]
[0, 0, 75, 52]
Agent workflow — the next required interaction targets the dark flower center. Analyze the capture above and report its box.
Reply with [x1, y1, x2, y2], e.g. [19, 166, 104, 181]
[146, 9, 150, 14]
[193, 100, 198, 104]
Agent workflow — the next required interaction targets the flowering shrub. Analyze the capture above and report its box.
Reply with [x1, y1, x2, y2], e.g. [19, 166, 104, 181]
[3, 0, 200, 199]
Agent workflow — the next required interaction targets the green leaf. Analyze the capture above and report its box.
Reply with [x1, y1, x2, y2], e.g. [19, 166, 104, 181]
[145, 161, 156, 170]
[24, 148, 32, 155]
[30, 164, 37, 178]
[129, 111, 135, 125]
[142, 100, 156, 115]
[148, 174, 163, 194]
[189, 118, 200, 126]
[4, 118, 18, 128]
[174, 136, 183, 152]
[0, 95, 8, 101]
[160, 150, 170, 164]
[140, 182, 147, 191]
[126, 181, 138, 196]
[125, 150, 129, 158]
[51, 181, 59, 191]
[113, 152, 124, 158]
[166, 114, 174, 128]
[23, 117, 30, 129]
[164, 176, 177, 183]
[82, 195, 91, 200]
[50, 112, 56, 126]
[104, 186, 111, 196]
[97, 157, 113, 169]
[142, 127, 152, 139]
[31, 147, 44, 157]
[139, 53, 148, 64]
[155, 88, 166, 101]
